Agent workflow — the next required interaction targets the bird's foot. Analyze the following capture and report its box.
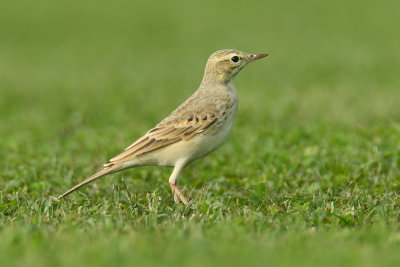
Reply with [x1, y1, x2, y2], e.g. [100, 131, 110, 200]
[169, 182, 189, 205]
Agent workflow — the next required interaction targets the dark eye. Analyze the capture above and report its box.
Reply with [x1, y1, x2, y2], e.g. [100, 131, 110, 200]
[230, 56, 239, 63]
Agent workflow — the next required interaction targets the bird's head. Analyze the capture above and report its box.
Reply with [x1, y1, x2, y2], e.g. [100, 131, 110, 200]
[203, 49, 268, 83]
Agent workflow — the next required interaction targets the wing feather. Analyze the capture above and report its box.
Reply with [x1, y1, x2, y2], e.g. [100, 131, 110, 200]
[104, 115, 218, 166]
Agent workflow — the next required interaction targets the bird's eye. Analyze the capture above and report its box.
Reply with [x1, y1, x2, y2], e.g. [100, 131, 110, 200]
[230, 56, 240, 63]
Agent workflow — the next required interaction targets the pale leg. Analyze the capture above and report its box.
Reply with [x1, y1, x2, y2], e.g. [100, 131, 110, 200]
[168, 161, 189, 205]
[169, 182, 189, 205]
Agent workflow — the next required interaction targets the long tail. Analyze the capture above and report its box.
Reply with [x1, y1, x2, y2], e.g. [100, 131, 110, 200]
[57, 164, 123, 199]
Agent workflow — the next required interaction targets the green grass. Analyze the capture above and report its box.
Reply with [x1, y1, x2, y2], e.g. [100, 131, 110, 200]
[1, 0, 400, 266]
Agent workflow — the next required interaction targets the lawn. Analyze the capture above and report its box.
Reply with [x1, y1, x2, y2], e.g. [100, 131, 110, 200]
[1, 0, 399, 266]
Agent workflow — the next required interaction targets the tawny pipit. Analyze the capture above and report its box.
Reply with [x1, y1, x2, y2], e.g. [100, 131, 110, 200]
[57, 49, 268, 204]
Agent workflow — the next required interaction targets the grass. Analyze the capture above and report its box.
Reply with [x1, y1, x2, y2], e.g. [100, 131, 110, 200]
[1, 0, 400, 266]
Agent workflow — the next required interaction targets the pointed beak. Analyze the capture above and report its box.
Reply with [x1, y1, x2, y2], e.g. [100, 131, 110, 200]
[249, 53, 268, 62]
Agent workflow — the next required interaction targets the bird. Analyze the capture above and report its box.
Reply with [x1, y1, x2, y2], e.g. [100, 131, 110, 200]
[57, 49, 268, 205]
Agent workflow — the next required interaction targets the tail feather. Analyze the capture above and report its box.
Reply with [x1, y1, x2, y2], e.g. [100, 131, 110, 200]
[57, 164, 122, 199]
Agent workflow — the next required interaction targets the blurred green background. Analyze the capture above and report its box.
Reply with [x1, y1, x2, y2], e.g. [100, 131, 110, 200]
[0, 0, 399, 266]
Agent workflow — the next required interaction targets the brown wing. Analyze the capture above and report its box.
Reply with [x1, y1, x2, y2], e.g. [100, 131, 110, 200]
[104, 113, 218, 167]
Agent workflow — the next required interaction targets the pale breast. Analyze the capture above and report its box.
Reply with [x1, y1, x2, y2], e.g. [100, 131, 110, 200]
[185, 83, 238, 160]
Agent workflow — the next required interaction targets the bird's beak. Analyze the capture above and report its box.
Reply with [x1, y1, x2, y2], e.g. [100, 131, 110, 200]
[249, 53, 268, 62]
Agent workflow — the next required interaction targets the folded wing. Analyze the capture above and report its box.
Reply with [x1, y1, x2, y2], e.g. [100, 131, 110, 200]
[104, 113, 218, 167]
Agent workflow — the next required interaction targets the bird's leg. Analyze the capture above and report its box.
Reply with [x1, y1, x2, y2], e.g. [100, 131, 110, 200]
[168, 162, 189, 205]
[173, 184, 179, 204]
[169, 182, 188, 205]
[169, 182, 179, 204]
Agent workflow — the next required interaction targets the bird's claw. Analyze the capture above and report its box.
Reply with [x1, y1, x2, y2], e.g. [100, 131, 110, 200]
[170, 182, 189, 205]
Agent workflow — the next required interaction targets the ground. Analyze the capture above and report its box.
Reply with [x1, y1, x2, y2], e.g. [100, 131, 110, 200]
[0, 0, 399, 266]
